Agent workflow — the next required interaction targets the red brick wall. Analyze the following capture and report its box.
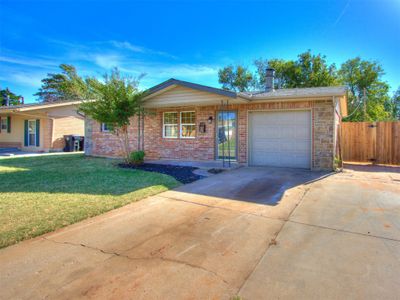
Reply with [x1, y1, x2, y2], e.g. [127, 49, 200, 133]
[144, 106, 216, 160]
[90, 106, 217, 160]
[87, 99, 334, 169]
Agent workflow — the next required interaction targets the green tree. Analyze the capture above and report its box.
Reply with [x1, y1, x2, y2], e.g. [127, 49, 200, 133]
[254, 51, 337, 89]
[219, 51, 337, 91]
[255, 58, 293, 89]
[35, 64, 90, 102]
[80, 69, 145, 162]
[218, 65, 254, 92]
[389, 87, 400, 120]
[0, 88, 22, 106]
[338, 58, 391, 121]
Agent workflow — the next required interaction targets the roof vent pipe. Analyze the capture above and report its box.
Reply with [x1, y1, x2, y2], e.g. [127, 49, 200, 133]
[265, 68, 275, 92]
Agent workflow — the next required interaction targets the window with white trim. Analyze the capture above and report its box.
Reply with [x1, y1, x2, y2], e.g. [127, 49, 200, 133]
[163, 112, 178, 138]
[180, 111, 196, 138]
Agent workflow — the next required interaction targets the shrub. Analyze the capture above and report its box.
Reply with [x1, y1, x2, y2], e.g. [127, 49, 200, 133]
[129, 150, 145, 165]
[333, 156, 342, 171]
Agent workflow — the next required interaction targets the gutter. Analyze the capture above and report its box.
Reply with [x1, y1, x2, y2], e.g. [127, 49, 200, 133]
[238, 92, 347, 101]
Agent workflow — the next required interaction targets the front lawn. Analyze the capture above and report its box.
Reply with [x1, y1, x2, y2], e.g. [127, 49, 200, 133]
[0, 154, 179, 248]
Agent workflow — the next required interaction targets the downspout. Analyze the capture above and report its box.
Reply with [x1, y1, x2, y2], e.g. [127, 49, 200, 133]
[50, 117, 55, 151]
[333, 96, 342, 169]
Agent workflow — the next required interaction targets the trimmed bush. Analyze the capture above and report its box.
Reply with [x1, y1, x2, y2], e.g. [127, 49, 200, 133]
[129, 150, 145, 165]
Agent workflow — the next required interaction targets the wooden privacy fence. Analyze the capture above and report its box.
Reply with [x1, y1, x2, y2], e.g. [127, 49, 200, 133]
[341, 121, 400, 165]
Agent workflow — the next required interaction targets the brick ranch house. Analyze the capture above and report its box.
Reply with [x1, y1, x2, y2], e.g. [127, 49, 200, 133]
[0, 101, 84, 152]
[85, 71, 348, 170]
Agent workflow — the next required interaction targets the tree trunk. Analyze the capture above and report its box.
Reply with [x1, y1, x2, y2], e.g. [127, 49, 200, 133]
[118, 125, 130, 163]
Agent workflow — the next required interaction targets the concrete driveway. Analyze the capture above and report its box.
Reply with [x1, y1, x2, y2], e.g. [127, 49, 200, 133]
[1, 166, 399, 299]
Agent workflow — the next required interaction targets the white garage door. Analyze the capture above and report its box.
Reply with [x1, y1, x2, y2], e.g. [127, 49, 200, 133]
[249, 110, 311, 168]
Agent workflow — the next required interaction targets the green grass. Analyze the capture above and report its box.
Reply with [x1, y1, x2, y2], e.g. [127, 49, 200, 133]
[0, 153, 179, 248]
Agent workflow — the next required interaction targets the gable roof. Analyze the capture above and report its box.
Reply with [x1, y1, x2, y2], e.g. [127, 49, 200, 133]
[144, 78, 347, 101]
[0, 100, 82, 113]
[144, 78, 237, 99]
[239, 86, 347, 100]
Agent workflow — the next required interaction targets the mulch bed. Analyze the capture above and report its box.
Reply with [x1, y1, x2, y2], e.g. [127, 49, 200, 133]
[119, 163, 204, 184]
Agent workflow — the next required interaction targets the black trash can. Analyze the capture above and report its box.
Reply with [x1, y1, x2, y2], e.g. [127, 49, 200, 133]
[72, 135, 84, 151]
[64, 135, 84, 152]
[64, 135, 74, 152]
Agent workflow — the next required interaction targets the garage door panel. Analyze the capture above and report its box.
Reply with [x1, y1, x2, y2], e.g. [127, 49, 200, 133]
[251, 152, 280, 165]
[280, 141, 301, 151]
[249, 111, 311, 169]
[295, 141, 311, 152]
[254, 127, 281, 139]
[295, 129, 310, 139]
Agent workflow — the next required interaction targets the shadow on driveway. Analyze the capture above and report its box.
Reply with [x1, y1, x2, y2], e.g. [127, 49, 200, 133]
[175, 167, 331, 206]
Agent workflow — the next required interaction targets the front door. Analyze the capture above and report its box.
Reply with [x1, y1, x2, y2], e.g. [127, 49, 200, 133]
[216, 111, 237, 160]
[28, 120, 36, 146]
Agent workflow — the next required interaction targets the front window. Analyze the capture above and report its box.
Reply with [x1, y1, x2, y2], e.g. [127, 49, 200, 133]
[163, 112, 178, 138]
[101, 123, 112, 132]
[1, 118, 7, 131]
[180, 111, 196, 138]
[28, 120, 36, 146]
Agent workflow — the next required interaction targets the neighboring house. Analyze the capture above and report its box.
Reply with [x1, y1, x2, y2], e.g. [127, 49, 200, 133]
[0, 101, 84, 152]
[85, 71, 347, 170]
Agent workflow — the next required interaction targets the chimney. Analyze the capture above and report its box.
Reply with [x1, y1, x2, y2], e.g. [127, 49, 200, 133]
[5, 95, 10, 106]
[265, 68, 275, 92]
[20, 96, 24, 105]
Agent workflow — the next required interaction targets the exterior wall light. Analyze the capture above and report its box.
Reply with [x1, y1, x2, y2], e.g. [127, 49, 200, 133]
[208, 116, 213, 124]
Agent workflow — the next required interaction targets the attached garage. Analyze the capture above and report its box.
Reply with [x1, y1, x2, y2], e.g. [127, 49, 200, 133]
[248, 110, 312, 169]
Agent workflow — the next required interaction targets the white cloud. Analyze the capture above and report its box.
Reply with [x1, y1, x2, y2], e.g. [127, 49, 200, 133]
[125, 63, 218, 79]
[110, 41, 146, 53]
[110, 40, 177, 59]
[333, 1, 350, 27]
[158, 65, 218, 77]
[92, 54, 123, 69]
[0, 39, 219, 94]
[0, 55, 58, 68]
[9, 72, 44, 87]
[133, 64, 220, 89]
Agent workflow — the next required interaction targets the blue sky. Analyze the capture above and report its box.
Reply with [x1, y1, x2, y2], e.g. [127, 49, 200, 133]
[1, 0, 399, 103]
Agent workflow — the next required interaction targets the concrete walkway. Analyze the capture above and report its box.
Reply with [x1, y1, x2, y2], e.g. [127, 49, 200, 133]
[0, 150, 84, 158]
[1, 166, 399, 299]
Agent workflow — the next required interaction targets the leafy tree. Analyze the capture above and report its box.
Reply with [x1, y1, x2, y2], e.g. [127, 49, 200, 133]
[254, 51, 338, 89]
[219, 51, 337, 91]
[389, 87, 400, 120]
[254, 58, 295, 89]
[218, 65, 254, 92]
[338, 58, 391, 121]
[35, 64, 91, 102]
[0, 88, 22, 106]
[79, 69, 145, 162]
[218, 51, 395, 122]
